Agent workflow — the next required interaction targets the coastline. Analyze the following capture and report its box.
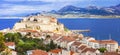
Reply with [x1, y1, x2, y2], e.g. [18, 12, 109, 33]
[0, 16, 120, 19]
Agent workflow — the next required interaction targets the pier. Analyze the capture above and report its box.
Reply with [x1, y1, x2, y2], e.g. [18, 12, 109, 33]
[71, 29, 90, 34]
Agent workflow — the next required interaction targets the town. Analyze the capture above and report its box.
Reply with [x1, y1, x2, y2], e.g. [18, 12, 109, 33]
[0, 15, 120, 55]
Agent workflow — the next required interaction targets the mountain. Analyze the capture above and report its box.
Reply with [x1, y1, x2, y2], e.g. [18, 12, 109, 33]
[54, 4, 120, 16]
[58, 5, 80, 12]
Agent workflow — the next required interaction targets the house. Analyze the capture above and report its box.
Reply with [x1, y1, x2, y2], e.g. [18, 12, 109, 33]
[80, 48, 100, 55]
[70, 41, 82, 52]
[27, 49, 48, 55]
[11, 51, 17, 55]
[77, 34, 84, 40]
[118, 46, 120, 54]
[88, 40, 99, 48]
[48, 49, 62, 55]
[77, 45, 87, 53]
[88, 40, 118, 52]
[56, 36, 76, 49]
[103, 52, 120, 55]
[18, 30, 41, 38]
[5, 42, 15, 50]
[48, 49, 74, 55]
[80, 37, 95, 45]
[98, 40, 118, 52]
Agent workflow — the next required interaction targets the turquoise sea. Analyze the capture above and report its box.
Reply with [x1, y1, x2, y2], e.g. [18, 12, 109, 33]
[0, 18, 120, 44]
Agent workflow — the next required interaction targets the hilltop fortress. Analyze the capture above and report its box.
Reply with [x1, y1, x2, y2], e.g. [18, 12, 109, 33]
[13, 15, 69, 34]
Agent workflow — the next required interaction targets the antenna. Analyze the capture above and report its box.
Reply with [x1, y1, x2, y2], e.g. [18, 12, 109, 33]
[109, 34, 112, 40]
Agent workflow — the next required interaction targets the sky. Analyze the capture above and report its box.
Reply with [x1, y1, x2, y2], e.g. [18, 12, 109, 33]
[0, 0, 120, 17]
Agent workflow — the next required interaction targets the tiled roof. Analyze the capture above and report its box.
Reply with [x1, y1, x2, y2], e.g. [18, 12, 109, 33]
[78, 45, 87, 50]
[31, 50, 48, 55]
[89, 40, 118, 44]
[58, 36, 76, 42]
[5, 42, 15, 46]
[51, 36, 60, 40]
[89, 40, 99, 43]
[119, 46, 120, 48]
[70, 51, 74, 55]
[98, 40, 118, 44]
[103, 52, 119, 55]
[71, 41, 82, 46]
[49, 49, 62, 54]
[81, 48, 96, 53]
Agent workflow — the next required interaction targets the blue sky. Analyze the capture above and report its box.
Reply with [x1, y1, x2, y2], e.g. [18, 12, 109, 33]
[0, 0, 120, 16]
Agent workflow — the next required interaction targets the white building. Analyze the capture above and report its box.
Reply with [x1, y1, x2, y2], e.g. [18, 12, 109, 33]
[88, 40, 118, 52]
[5, 42, 15, 50]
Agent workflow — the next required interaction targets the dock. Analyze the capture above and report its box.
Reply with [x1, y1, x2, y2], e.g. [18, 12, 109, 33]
[71, 29, 90, 34]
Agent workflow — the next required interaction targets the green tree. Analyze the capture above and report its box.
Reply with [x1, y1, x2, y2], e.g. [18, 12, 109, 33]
[0, 48, 12, 55]
[48, 40, 57, 49]
[46, 35, 51, 39]
[4, 33, 14, 42]
[0, 33, 6, 52]
[4, 33, 20, 43]
[98, 48, 107, 53]
[64, 27, 69, 32]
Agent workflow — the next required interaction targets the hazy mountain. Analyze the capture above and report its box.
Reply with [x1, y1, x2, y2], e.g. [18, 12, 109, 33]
[53, 4, 120, 15]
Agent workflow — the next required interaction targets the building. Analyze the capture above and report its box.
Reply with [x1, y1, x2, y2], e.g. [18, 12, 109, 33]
[27, 49, 48, 55]
[48, 49, 74, 55]
[49, 49, 62, 55]
[88, 40, 99, 48]
[103, 52, 119, 55]
[70, 41, 82, 52]
[88, 40, 118, 52]
[56, 36, 76, 49]
[77, 45, 87, 53]
[80, 48, 100, 55]
[80, 37, 95, 45]
[98, 40, 118, 52]
[13, 15, 65, 33]
[5, 42, 15, 50]
[118, 46, 120, 54]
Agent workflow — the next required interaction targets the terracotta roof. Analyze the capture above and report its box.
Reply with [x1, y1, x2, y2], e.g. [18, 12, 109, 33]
[98, 40, 118, 44]
[20, 30, 38, 33]
[70, 51, 74, 55]
[51, 36, 59, 40]
[81, 48, 96, 53]
[119, 46, 120, 48]
[59, 36, 76, 42]
[71, 41, 82, 46]
[89, 40, 118, 44]
[5, 42, 15, 46]
[78, 45, 87, 50]
[89, 40, 99, 43]
[50, 49, 62, 54]
[31, 50, 48, 55]
[103, 52, 119, 55]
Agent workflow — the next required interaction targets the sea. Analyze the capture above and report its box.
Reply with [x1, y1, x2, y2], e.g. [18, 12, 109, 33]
[0, 18, 120, 44]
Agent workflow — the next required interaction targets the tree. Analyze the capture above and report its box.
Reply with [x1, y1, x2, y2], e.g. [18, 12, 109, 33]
[64, 27, 69, 32]
[49, 40, 57, 49]
[0, 41, 6, 52]
[0, 48, 12, 55]
[4, 33, 20, 43]
[46, 35, 51, 39]
[4, 33, 14, 42]
[0, 33, 6, 52]
[98, 48, 107, 53]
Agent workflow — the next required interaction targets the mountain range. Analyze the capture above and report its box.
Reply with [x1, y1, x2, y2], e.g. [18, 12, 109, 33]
[2, 4, 120, 17]
[49, 4, 120, 16]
